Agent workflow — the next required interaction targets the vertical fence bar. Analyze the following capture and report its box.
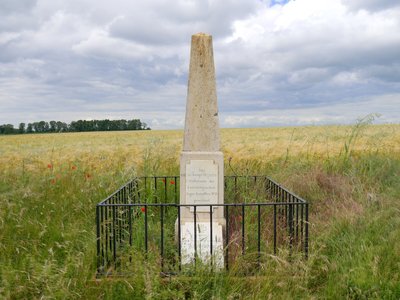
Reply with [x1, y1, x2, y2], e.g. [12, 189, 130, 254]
[160, 205, 164, 271]
[257, 204, 261, 268]
[194, 206, 197, 265]
[122, 190, 125, 241]
[268, 179, 272, 199]
[174, 176, 178, 204]
[124, 188, 127, 241]
[177, 205, 181, 271]
[270, 180, 273, 200]
[305, 203, 309, 259]
[272, 183, 275, 201]
[112, 205, 117, 270]
[234, 176, 238, 201]
[100, 205, 105, 270]
[225, 205, 229, 270]
[154, 177, 157, 203]
[128, 181, 131, 200]
[273, 205, 277, 255]
[210, 205, 213, 267]
[289, 204, 293, 256]
[164, 177, 167, 202]
[144, 177, 147, 200]
[301, 203, 304, 244]
[128, 206, 132, 263]
[144, 205, 148, 255]
[242, 204, 245, 255]
[285, 191, 288, 227]
[96, 205, 101, 274]
[134, 180, 138, 204]
[119, 193, 122, 244]
[105, 204, 110, 267]
[296, 200, 299, 242]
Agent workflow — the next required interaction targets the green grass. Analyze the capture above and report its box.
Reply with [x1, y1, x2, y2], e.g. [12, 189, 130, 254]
[0, 123, 399, 299]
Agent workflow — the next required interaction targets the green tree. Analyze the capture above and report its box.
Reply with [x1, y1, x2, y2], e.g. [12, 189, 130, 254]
[0, 124, 16, 134]
[56, 121, 68, 132]
[18, 123, 25, 134]
[49, 121, 57, 132]
[27, 123, 33, 133]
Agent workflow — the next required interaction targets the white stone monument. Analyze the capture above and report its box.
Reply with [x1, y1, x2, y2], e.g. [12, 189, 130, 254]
[179, 33, 225, 268]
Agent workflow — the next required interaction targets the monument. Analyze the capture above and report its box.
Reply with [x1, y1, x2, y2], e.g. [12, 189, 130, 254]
[179, 33, 225, 268]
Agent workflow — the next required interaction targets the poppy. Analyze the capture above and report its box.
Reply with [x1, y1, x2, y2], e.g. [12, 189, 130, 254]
[71, 165, 77, 170]
[85, 173, 92, 179]
[141, 207, 146, 213]
[50, 179, 56, 184]
[47, 164, 53, 169]
[170, 180, 175, 185]
[162, 178, 166, 183]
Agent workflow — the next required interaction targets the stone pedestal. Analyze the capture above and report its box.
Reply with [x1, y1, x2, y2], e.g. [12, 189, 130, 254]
[178, 33, 225, 268]
[181, 222, 224, 268]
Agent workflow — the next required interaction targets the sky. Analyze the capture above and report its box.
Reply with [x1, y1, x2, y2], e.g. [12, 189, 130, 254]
[1, 0, 399, 129]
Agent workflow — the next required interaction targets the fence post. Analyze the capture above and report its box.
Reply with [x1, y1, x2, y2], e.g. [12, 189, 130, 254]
[96, 205, 101, 275]
[305, 203, 309, 259]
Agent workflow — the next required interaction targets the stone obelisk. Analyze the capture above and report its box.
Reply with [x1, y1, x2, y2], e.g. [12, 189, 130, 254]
[179, 33, 225, 267]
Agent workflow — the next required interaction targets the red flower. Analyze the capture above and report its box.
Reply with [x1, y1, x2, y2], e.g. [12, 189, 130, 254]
[162, 178, 166, 183]
[47, 164, 53, 169]
[50, 179, 56, 184]
[141, 207, 146, 213]
[170, 180, 175, 185]
[71, 165, 77, 170]
[85, 173, 92, 180]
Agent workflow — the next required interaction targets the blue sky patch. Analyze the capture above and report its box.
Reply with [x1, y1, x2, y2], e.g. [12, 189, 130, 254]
[270, 0, 291, 7]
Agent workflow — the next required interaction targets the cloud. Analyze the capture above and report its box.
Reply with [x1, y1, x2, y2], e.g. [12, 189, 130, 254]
[0, 0, 399, 129]
[221, 94, 400, 128]
[215, 0, 400, 111]
[343, 0, 400, 12]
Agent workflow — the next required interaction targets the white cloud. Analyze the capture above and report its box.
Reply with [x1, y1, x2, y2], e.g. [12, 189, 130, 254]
[0, 0, 399, 128]
[221, 94, 400, 128]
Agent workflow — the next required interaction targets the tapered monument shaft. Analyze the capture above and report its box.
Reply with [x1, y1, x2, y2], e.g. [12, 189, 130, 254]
[183, 33, 220, 152]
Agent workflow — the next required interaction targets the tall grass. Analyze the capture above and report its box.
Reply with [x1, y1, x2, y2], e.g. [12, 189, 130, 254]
[0, 124, 399, 298]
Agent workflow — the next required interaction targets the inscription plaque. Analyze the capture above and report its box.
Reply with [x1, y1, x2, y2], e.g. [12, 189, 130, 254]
[186, 160, 218, 205]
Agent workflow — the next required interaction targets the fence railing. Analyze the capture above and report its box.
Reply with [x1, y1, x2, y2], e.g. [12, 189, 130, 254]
[96, 176, 309, 276]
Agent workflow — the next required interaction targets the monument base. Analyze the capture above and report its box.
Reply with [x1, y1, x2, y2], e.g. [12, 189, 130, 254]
[181, 221, 224, 269]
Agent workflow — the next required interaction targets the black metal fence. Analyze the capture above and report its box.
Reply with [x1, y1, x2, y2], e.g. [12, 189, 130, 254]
[96, 176, 309, 276]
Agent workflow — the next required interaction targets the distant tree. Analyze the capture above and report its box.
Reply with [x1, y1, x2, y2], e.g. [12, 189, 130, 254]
[0, 124, 16, 134]
[128, 119, 141, 130]
[49, 121, 57, 132]
[1, 118, 149, 134]
[32, 122, 38, 132]
[141, 122, 148, 130]
[56, 121, 68, 132]
[26, 123, 33, 133]
[36, 121, 45, 133]
[18, 123, 26, 134]
[44, 121, 50, 132]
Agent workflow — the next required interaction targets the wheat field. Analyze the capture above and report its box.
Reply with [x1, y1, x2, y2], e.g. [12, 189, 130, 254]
[0, 123, 399, 299]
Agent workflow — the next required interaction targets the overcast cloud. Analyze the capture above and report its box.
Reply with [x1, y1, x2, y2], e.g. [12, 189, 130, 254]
[0, 0, 399, 129]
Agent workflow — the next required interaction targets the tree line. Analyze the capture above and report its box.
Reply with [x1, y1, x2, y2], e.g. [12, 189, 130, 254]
[0, 119, 150, 135]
